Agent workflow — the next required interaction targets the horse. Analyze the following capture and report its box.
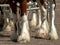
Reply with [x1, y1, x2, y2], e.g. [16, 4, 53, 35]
[0, 0, 58, 43]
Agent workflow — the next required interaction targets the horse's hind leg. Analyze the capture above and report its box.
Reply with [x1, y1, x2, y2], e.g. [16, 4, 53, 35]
[3, 7, 12, 32]
[36, 0, 49, 38]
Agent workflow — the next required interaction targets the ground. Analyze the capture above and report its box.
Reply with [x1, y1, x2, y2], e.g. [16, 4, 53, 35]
[0, 0, 60, 45]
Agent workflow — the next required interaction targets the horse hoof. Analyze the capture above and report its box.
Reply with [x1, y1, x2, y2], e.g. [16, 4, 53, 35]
[18, 35, 30, 43]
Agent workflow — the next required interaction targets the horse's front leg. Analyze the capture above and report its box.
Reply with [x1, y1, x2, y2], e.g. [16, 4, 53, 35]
[17, 0, 30, 43]
[18, 14, 30, 43]
[49, 1, 58, 40]
[30, 2, 37, 27]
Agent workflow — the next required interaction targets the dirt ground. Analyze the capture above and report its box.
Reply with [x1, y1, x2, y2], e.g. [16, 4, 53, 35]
[0, 0, 60, 45]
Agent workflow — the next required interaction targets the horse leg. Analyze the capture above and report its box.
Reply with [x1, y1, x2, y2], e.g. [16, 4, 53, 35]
[30, 12, 37, 27]
[3, 8, 14, 32]
[29, 1, 37, 27]
[18, 0, 30, 43]
[8, 5, 20, 41]
[49, 0, 58, 40]
[36, 0, 49, 38]
[36, 9, 41, 28]
[2, 7, 11, 32]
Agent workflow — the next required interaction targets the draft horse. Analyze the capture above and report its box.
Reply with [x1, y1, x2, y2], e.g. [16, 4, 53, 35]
[4, 0, 58, 43]
[6, 0, 30, 43]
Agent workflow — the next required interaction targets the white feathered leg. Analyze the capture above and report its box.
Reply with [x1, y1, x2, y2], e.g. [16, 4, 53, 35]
[49, 4, 58, 40]
[18, 14, 30, 43]
[30, 12, 37, 27]
[36, 5, 49, 38]
[37, 19, 49, 38]
[4, 20, 14, 32]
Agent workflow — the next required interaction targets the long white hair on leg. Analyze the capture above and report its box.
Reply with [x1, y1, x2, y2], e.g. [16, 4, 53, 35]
[18, 13, 30, 43]
[4, 20, 14, 32]
[30, 12, 37, 27]
[37, 19, 49, 38]
[49, 4, 58, 40]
